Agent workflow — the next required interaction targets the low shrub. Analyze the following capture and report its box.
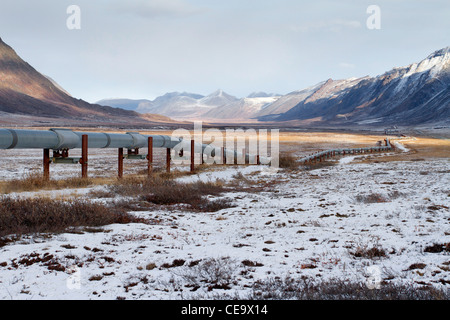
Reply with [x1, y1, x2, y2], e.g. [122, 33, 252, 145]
[355, 193, 388, 203]
[355, 191, 405, 204]
[249, 276, 449, 300]
[0, 171, 96, 194]
[278, 153, 300, 170]
[174, 257, 237, 289]
[101, 175, 232, 212]
[424, 243, 450, 253]
[0, 196, 146, 241]
[349, 242, 387, 259]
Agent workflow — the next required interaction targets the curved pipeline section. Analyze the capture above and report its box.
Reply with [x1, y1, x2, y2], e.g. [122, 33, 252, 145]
[0, 128, 268, 165]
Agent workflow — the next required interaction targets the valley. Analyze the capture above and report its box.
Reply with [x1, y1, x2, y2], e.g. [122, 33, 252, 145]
[0, 130, 448, 300]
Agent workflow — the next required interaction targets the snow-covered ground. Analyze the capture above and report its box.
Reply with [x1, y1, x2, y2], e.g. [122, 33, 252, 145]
[0, 152, 449, 300]
[0, 148, 169, 181]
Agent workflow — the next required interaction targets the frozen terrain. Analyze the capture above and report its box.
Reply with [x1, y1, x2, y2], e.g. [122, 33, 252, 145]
[0, 147, 448, 300]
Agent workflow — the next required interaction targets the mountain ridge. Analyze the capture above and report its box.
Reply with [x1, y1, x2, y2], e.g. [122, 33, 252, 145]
[258, 46, 450, 126]
[99, 46, 449, 126]
[2, 35, 448, 127]
[0, 37, 175, 126]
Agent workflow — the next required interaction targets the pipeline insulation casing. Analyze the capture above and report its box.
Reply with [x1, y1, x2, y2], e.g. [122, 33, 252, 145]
[0, 128, 265, 163]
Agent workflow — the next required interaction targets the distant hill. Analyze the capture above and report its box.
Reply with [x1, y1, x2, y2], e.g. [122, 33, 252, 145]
[96, 98, 154, 112]
[0, 37, 175, 126]
[99, 90, 280, 121]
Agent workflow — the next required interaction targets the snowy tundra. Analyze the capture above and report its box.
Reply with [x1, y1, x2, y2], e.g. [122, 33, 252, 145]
[0, 138, 448, 300]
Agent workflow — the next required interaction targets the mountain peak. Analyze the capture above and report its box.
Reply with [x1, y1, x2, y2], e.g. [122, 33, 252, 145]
[0, 37, 22, 63]
[209, 89, 226, 97]
[205, 89, 237, 99]
[427, 46, 450, 59]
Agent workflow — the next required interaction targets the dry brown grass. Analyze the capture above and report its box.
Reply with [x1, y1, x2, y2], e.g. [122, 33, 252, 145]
[355, 138, 449, 163]
[278, 153, 300, 170]
[92, 174, 233, 212]
[0, 196, 146, 243]
[276, 133, 449, 163]
[0, 171, 113, 194]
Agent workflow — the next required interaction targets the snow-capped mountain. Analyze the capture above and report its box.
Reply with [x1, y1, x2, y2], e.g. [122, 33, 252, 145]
[100, 90, 240, 120]
[261, 47, 450, 126]
[135, 90, 237, 119]
[98, 47, 449, 126]
[198, 89, 238, 107]
[202, 95, 280, 120]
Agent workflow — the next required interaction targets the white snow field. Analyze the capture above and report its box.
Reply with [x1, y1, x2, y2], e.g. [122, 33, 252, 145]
[0, 144, 448, 300]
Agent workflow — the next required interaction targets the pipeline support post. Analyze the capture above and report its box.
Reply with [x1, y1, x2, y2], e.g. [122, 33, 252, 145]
[43, 149, 50, 181]
[221, 147, 226, 165]
[166, 148, 171, 173]
[147, 137, 153, 176]
[81, 134, 88, 179]
[190, 139, 195, 172]
[118, 148, 124, 179]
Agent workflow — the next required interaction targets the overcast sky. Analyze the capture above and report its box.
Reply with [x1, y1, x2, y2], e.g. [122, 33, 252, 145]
[0, 0, 448, 103]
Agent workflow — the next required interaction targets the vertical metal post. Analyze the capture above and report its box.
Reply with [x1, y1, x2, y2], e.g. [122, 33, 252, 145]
[118, 148, 123, 179]
[43, 149, 50, 181]
[81, 134, 88, 179]
[190, 139, 195, 172]
[147, 137, 153, 176]
[166, 148, 171, 173]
